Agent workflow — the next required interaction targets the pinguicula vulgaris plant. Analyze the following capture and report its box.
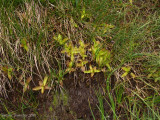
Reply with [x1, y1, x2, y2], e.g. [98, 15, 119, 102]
[54, 34, 112, 77]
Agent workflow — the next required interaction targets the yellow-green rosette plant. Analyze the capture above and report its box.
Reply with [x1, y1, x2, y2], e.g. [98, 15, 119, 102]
[147, 68, 160, 82]
[91, 39, 111, 71]
[61, 42, 79, 72]
[91, 40, 101, 59]
[54, 34, 112, 75]
[53, 34, 68, 45]
[76, 59, 88, 71]
[96, 48, 111, 71]
[1, 66, 14, 80]
[21, 38, 29, 52]
[32, 75, 51, 94]
[84, 64, 100, 77]
[22, 77, 32, 93]
[78, 40, 88, 60]
[121, 66, 135, 78]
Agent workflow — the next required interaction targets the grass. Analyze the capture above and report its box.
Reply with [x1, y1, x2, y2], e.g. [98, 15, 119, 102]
[0, 0, 160, 119]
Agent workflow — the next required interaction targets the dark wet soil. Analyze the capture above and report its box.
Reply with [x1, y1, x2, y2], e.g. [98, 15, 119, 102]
[48, 71, 110, 120]
[0, 72, 111, 120]
[63, 72, 109, 120]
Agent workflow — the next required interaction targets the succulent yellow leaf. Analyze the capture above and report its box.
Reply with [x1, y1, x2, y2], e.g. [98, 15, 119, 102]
[122, 67, 131, 72]
[26, 77, 32, 84]
[23, 77, 32, 93]
[54, 34, 68, 45]
[2, 66, 8, 73]
[58, 34, 62, 41]
[23, 83, 28, 92]
[129, 0, 133, 5]
[41, 87, 45, 94]
[84, 65, 100, 77]
[81, 8, 86, 19]
[8, 68, 13, 80]
[130, 73, 136, 78]
[8, 72, 12, 80]
[62, 38, 69, 43]
[70, 18, 78, 28]
[66, 68, 75, 73]
[89, 64, 92, 70]
[23, 86, 28, 93]
[155, 77, 160, 82]
[121, 72, 129, 77]
[106, 63, 111, 71]
[91, 73, 94, 77]
[68, 61, 74, 68]
[147, 73, 152, 78]
[21, 38, 29, 52]
[43, 75, 48, 86]
[33, 86, 42, 91]
[94, 67, 100, 72]
[84, 70, 91, 74]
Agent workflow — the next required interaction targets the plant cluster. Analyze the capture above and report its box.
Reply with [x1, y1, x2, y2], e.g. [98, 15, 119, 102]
[54, 34, 112, 77]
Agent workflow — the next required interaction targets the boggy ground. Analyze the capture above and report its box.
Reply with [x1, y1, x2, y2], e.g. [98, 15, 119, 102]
[0, 72, 111, 120]
[63, 72, 109, 120]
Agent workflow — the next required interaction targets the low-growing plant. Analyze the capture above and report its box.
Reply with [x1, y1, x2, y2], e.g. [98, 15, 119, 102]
[53, 34, 68, 46]
[121, 66, 135, 78]
[147, 68, 160, 82]
[81, 7, 91, 20]
[61, 42, 79, 71]
[1, 66, 14, 80]
[84, 64, 100, 77]
[91, 39, 112, 71]
[20, 76, 32, 93]
[54, 34, 112, 77]
[32, 75, 51, 94]
[20, 37, 29, 52]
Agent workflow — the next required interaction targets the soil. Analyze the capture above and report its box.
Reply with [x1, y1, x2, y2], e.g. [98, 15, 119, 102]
[0, 71, 111, 120]
[63, 72, 110, 120]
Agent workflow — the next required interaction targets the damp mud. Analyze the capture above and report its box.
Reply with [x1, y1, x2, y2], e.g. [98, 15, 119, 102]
[0, 72, 111, 120]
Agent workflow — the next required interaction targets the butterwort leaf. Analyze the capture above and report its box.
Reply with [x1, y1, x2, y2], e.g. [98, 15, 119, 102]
[130, 72, 136, 78]
[8, 68, 13, 80]
[43, 75, 48, 86]
[121, 72, 129, 78]
[21, 38, 29, 52]
[32, 86, 42, 91]
[122, 67, 131, 72]
[41, 87, 45, 94]
[23, 77, 32, 93]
